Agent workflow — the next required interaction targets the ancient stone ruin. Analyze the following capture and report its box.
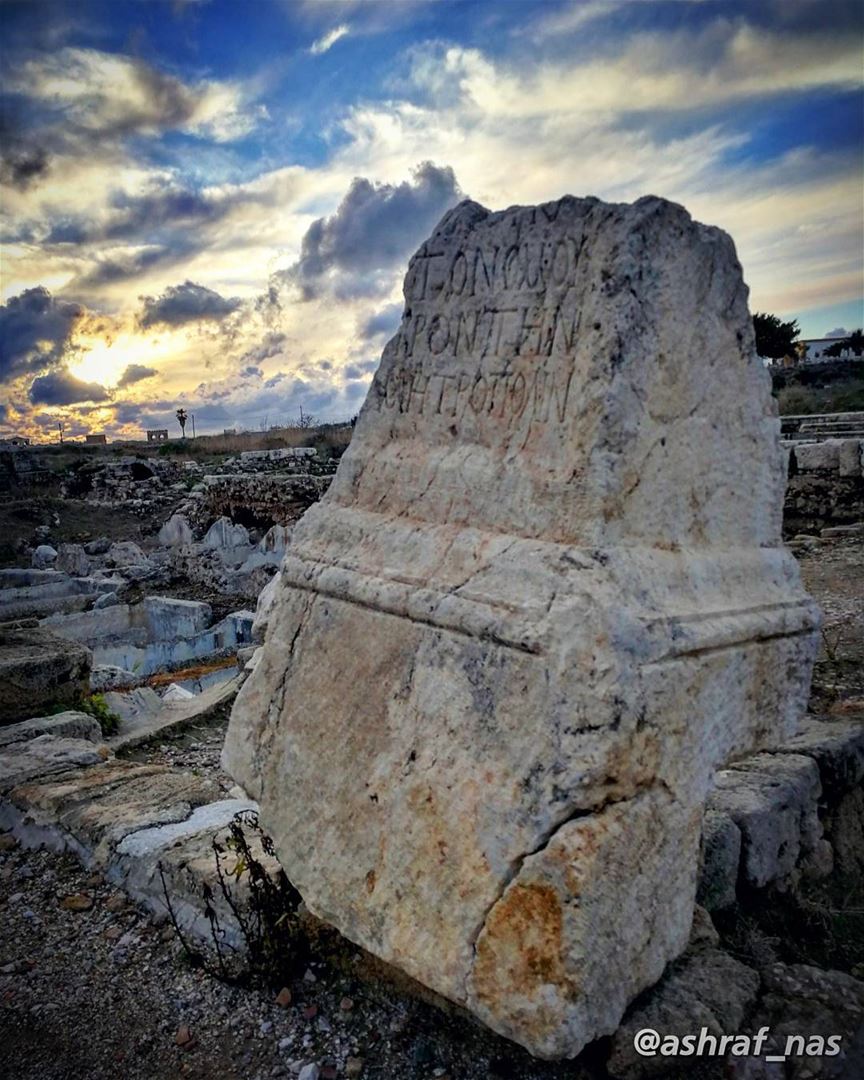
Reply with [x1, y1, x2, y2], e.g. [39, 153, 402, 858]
[223, 195, 821, 1058]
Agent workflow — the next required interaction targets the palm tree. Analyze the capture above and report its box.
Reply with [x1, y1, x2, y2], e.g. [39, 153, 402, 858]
[176, 408, 188, 437]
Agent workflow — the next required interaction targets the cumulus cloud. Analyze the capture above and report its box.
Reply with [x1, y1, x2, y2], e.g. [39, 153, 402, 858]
[29, 369, 110, 406]
[138, 281, 242, 329]
[285, 162, 462, 299]
[0, 287, 84, 383]
[310, 24, 350, 55]
[825, 327, 849, 338]
[117, 363, 157, 388]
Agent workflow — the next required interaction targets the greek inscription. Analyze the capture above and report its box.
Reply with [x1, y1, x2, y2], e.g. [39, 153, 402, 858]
[373, 360, 575, 426]
[407, 236, 583, 301]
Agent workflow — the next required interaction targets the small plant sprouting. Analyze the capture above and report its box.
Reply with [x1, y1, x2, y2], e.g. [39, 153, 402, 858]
[158, 809, 306, 988]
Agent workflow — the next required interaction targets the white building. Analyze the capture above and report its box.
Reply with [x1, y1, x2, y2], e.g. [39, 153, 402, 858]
[797, 337, 861, 363]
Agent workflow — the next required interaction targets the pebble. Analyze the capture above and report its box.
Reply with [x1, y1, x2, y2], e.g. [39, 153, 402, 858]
[298, 1064, 320, 1080]
[339, 997, 354, 1012]
[275, 986, 292, 1008]
[345, 1059, 364, 1078]
[175, 1024, 194, 1048]
[260, 1020, 274, 1036]
[60, 893, 94, 912]
[0, 834, 18, 852]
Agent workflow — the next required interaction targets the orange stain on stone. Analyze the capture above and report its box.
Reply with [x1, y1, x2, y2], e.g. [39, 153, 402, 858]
[474, 880, 579, 1024]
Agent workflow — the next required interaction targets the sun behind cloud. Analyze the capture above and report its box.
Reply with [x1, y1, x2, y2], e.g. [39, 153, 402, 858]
[68, 331, 170, 387]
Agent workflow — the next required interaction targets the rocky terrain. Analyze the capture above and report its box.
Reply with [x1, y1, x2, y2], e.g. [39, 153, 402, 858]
[1, 423, 862, 1079]
[0, 535, 861, 1080]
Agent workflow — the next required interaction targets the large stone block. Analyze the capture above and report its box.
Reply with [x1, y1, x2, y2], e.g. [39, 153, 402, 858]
[222, 195, 819, 1058]
[0, 626, 92, 724]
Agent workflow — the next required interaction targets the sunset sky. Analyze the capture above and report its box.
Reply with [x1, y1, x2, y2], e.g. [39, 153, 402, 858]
[1, 0, 862, 441]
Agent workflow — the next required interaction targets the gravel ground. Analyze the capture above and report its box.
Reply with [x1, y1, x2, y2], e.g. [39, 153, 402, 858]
[0, 842, 586, 1080]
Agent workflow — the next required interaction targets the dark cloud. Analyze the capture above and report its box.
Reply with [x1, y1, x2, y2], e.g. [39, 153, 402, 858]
[240, 331, 287, 366]
[117, 363, 158, 388]
[78, 246, 185, 288]
[358, 301, 403, 341]
[112, 401, 145, 425]
[343, 359, 378, 380]
[138, 281, 242, 328]
[0, 403, 7, 424]
[0, 287, 84, 383]
[286, 162, 462, 300]
[43, 187, 221, 247]
[242, 365, 262, 377]
[29, 369, 110, 406]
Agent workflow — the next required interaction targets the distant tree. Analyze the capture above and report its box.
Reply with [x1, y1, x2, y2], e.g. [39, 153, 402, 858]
[297, 406, 316, 429]
[824, 328, 863, 358]
[176, 407, 188, 437]
[753, 312, 800, 360]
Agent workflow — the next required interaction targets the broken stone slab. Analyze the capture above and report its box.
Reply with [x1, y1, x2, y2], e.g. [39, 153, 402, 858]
[108, 674, 244, 751]
[54, 543, 93, 577]
[607, 949, 760, 1079]
[0, 710, 102, 748]
[31, 544, 58, 569]
[2, 758, 220, 864]
[709, 753, 825, 889]
[772, 717, 864, 793]
[0, 756, 251, 946]
[102, 686, 162, 726]
[90, 665, 142, 693]
[838, 439, 863, 478]
[795, 440, 843, 473]
[42, 591, 214, 648]
[0, 625, 92, 724]
[223, 194, 819, 1059]
[821, 522, 864, 538]
[110, 798, 263, 946]
[0, 573, 117, 622]
[106, 541, 149, 568]
[0, 735, 110, 794]
[158, 513, 194, 547]
[203, 516, 250, 551]
[696, 809, 742, 912]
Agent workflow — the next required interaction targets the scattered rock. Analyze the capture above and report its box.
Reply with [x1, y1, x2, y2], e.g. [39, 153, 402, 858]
[175, 1024, 195, 1048]
[31, 545, 58, 570]
[60, 893, 94, 912]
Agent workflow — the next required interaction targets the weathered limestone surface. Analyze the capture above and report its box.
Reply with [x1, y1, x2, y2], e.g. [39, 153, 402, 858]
[223, 195, 820, 1058]
[0, 625, 92, 723]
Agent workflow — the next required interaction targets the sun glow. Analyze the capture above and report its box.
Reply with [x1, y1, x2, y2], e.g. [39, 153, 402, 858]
[69, 333, 163, 387]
